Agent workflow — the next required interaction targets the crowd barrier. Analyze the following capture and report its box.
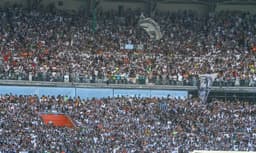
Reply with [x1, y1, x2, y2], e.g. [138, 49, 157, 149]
[191, 151, 256, 153]
[0, 85, 188, 99]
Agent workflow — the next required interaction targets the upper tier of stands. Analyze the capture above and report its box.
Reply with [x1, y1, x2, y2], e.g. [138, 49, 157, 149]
[0, 7, 256, 87]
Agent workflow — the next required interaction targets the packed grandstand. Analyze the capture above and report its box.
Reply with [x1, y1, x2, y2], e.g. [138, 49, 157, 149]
[0, 95, 256, 152]
[0, 6, 256, 86]
[1, 0, 256, 153]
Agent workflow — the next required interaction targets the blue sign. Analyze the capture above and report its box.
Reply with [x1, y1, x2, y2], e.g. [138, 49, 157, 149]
[0, 86, 188, 99]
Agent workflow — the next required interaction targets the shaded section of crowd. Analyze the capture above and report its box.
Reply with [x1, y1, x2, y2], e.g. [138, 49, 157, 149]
[0, 7, 256, 87]
[0, 94, 256, 152]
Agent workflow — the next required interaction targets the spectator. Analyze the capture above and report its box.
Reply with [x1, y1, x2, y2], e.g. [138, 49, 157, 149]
[0, 7, 256, 86]
[0, 94, 256, 152]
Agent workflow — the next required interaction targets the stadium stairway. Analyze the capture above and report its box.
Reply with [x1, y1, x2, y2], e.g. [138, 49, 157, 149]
[40, 113, 75, 128]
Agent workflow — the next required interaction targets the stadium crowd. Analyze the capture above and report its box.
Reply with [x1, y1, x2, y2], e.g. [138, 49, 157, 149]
[0, 94, 256, 152]
[0, 7, 256, 86]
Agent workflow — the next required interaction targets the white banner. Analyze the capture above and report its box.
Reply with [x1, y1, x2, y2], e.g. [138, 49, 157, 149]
[139, 15, 162, 40]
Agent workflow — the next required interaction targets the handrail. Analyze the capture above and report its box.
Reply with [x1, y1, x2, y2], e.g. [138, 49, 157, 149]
[0, 80, 197, 91]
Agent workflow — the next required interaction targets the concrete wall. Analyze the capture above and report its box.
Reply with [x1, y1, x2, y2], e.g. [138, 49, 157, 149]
[98, 1, 209, 14]
[157, 3, 209, 15]
[98, 1, 209, 15]
[0, 0, 26, 7]
[41, 0, 87, 11]
[1, 0, 256, 15]
[99, 1, 145, 12]
[216, 3, 256, 14]
[0, 0, 87, 11]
